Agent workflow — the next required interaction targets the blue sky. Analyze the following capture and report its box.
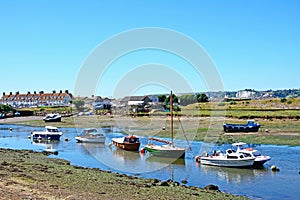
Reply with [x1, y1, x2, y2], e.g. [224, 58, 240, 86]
[0, 1, 299, 97]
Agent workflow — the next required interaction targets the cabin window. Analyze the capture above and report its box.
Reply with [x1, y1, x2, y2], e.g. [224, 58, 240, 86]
[227, 155, 238, 159]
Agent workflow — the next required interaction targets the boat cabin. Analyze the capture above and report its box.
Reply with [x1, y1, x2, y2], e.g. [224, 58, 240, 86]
[45, 126, 60, 132]
[124, 135, 139, 143]
[247, 120, 257, 126]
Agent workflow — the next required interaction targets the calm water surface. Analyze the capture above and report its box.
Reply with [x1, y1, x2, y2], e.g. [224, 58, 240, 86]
[0, 124, 299, 200]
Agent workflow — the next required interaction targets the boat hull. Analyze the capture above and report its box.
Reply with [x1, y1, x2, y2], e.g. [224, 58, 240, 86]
[75, 136, 106, 143]
[43, 114, 62, 122]
[223, 124, 260, 132]
[112, 140, 140, 151]
[144, 146, 185, 159]
[200, 157, 255, 168]
[253, 156, 271, 167]
[31, 133, 62, 140]
[43, 117, 61, 122]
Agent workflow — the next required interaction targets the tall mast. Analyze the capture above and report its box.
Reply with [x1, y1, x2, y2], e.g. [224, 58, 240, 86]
[170, 91, 174, 147]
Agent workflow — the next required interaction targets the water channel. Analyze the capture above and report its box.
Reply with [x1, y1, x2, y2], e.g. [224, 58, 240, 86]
[0, 124, 299, 199]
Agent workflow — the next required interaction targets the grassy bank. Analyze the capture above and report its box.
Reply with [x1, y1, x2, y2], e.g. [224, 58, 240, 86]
[0, 148, 247, 200]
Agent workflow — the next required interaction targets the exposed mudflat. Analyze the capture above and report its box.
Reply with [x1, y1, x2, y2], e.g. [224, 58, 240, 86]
[0, 148, 247, 200]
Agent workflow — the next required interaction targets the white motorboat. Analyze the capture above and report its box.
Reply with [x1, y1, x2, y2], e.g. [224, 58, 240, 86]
[75, 128, 106, 143]
[31, 126, 63, 140]
[231, 142, 271, 166]
[43, 113, 62, 122]
[197, 149, 255, 168]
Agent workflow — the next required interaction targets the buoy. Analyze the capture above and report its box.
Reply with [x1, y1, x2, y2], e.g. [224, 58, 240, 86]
[195, 155, 200, 163]
[271, 165, 280, 172]
[9, 128, 12, 132]
[27, 135, 31, 139]
[64, 138, 69, 142]
[140, 148, 145, 154]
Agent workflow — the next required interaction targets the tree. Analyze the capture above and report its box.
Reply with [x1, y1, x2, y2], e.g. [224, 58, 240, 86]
[157, 94, 166, 103]
[163, 93, 181, 111]
[72, 99, 85, 112]
[179, 94, 197, 106]
[0, 104, 13, 113]
[164, 93, 179, 105]
[197, 93, 209, 102]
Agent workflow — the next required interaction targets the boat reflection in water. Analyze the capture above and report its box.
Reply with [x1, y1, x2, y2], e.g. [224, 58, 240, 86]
[31, 139, 59, 154]
[76, 142, 105, 156]
[112, 148, 141, 162]
[146, 155, 185, 165]
[199, 164, 269, 184]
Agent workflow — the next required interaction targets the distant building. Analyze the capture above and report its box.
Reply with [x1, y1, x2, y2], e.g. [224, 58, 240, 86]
[92, 96, 112, 110]
[148, 94, 159, 103]
[236, 90, 256, 99]
[119, 95, 151, 107]
[1, 90, 73, 108]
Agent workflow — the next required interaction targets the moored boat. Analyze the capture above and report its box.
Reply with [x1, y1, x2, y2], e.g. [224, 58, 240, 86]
[196, 149, 255, 168]
[31, 126, 63, 140]
[223, 120, 260, 132]
[231, 142, 271, 167]
[143, 91, 187, 159]
[143, 138, 186, 159]
[111, 135, 140, 151]
[75, 128, 106, 143]
[43, 113, 62, 122]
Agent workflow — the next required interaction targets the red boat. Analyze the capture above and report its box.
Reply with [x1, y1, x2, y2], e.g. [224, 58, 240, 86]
[111, 135, 140, 151]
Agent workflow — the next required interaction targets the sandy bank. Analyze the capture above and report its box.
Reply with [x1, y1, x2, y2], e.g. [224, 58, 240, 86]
[0, 116, 42, 123]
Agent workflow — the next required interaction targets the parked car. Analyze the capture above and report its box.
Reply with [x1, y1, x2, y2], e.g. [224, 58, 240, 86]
[0, 113, 5, 119]
[14, 111, 21, 117]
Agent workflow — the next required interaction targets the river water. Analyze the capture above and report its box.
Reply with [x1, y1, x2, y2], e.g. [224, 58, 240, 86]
[0, 124, 299, 200]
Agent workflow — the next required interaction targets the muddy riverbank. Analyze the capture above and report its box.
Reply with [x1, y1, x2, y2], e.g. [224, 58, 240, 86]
[0, 148, 247, 200]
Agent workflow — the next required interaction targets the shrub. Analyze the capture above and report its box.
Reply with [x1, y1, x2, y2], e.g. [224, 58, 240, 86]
[230, 101, 236, 105]
[218, 102, 226, 106]
[280, 98, 287, 103]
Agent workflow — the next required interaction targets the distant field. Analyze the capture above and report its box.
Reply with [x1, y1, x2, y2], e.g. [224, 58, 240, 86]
[8, 98, 300, 146]
[181, 98, 300, 119]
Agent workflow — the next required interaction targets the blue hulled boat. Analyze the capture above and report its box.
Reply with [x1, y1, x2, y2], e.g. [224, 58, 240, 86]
[223, 120, 260, 132]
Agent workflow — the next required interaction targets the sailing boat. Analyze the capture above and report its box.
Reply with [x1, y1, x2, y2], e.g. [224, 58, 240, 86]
[143, 91, 186, 159]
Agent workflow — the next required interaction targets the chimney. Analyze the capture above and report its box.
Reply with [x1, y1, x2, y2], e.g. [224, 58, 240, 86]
[34, 91, 36, 94]
[3, 92, 5, 96]
[39, 91, 44, 94]
[52, 90, 56, 94]
[16, 91, 19, 95]
[10, 92, 12, 95]
[59, 90, 62, 93]
[27, 91, 30, 95]
[65, 90, 69, 94]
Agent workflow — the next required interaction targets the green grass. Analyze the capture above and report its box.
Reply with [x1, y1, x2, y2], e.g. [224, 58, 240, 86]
[218, 134, 300, 146]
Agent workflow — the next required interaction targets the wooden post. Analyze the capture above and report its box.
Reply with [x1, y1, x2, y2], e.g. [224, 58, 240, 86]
[170, 91, 174, 147]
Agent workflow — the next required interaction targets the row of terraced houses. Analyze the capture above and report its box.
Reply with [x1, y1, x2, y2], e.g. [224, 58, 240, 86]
[1, 90, 73, 108]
